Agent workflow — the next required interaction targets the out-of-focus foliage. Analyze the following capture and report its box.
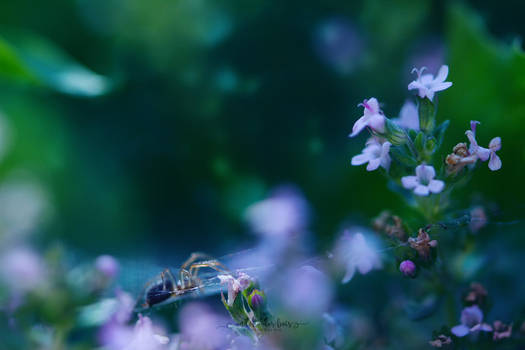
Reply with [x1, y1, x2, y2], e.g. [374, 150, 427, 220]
[0, 0, 524, 349]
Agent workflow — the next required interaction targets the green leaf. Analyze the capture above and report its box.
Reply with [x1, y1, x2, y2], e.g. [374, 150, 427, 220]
[434, 120, 450, 150]
[0, 33, 114, 97]
[0, 37, 35, 83]
[414, 132, 425, 154]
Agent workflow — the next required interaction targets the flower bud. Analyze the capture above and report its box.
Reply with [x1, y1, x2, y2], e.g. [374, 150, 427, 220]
[384, 119, 407, 146]
[249, 289, 265, 309]
[417, 97, 436, 133]
[399, 260, 416, 278]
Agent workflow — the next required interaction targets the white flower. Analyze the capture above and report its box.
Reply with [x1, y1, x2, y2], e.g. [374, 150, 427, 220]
[351, 137, 391, 171]
[349, 98, 385, 137]
[451, 306, 492, 337]
[217, 272, 252, 306]
[392, 100, 419, 130]
[408, 65, 452, 101]
[465, 121, 502, 171]
[401, 165, 444, 196]
[335, 231, 382, 283]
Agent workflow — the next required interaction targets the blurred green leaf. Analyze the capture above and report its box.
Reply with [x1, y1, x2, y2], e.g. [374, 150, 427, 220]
[0, 37, 35, 83]
[0, 33, 114, 96]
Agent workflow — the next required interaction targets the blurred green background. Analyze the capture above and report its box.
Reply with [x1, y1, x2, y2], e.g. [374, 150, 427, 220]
[0, 0, 523, 261]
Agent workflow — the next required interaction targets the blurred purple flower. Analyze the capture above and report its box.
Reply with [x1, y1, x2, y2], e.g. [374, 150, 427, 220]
[469, 206, 487, 233]
[349, 98, 385, 137]
[334, 231, 382, 283]
[98, 290, 136, 349]
[244, 186, 309, 238]
[280, 265, 333, 317]
[0, 246, 47, 293]
[351, 137, 391, 171]
[451, 305, 492, 337]
[392, 101, 419, 131]
[399, 260, 416, 278]
[178, 302, 229, 350]
[98, 319, 134, 350]
[408, 65, 452, 101]
[401, 165, 444, 196]
[314, 18, 363, 74]
[95, 255, 120, 279]
[122, 314, 169, 350]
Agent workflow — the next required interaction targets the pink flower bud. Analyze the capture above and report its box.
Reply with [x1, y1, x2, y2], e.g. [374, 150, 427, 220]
[399, 260, 416, 278]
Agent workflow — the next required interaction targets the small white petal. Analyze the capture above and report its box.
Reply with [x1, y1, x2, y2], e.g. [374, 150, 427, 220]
[350, 116, 368, 137]
[488, 152, 502, 171]
[366, 158, 381, 171]
[416, 165, 435, 182]
[407, 81, 421, 91]
[401, 176, 419, 189]
[414, 185, 430, 196]
[428, 180, 444, 193]
[351, 153, 370, 166]
[431, 81, 452, 92]
[435, 65, 449, 82]
[341, 266, 356, 284]
[426, 89, 435, 101]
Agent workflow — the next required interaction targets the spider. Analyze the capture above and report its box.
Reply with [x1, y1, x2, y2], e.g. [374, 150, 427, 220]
[137, 252, 230, 309]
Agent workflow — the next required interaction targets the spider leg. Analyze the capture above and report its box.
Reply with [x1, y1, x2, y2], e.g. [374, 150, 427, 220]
[178, 268, 193, 290]
[180, 252, 216, 270]
[188, 260, 230, 280]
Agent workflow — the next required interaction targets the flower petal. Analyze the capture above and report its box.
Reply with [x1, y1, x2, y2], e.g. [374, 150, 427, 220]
[351, 153, 370, 166]
[414, 185, 430, 196]
[476, 146, 491, 162]
[407, 81, 421, 91]
[451, 324, 470, 337]
[401, 176, 418, 189]
[341, 265, 356, 284]
[431, 81, 452, 92]
[428, 180, 444, 193]
[435, 65, 449, 82]
[350, 116, 368, 137]
[366, 158, 381, 171]
[425, 89, 435, 101]
[465, 130, 478, 148]
[416, 165, 435, 182]
[368, 114, 385, 133]
[489, 137, 501, 151]
[470, 120, 480, 134]
[488, 152, 502, 171]
[364, 98, 379, 114]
